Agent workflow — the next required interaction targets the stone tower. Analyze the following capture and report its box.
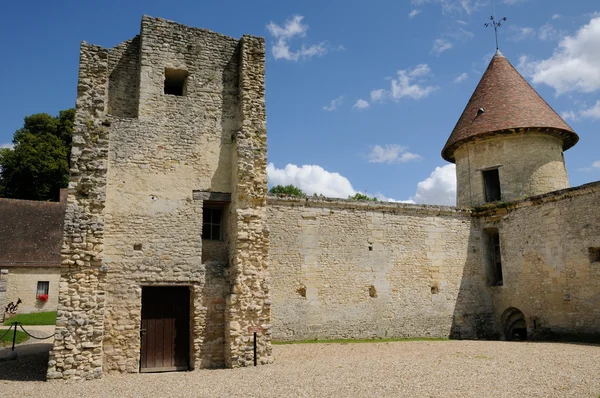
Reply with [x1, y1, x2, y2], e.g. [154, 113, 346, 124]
[442, 50, 579, 207]
[47, 16, 272, 380]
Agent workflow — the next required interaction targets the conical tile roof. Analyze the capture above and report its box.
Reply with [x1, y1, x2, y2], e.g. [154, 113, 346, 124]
[442, 50, 578, 162]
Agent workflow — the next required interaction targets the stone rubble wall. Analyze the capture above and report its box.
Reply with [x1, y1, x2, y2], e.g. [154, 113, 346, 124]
[224, 35, 273, 367]
[454, 132, 570, 206]
[107, 36, 140, 118]
[47, 43, 110, 380]
[101, 16, 243, 373]
[267, 198, 496, 341]
[476, 182, 600, 337]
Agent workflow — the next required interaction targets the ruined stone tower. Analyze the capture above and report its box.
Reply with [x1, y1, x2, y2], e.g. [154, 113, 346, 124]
[47, 16, 272, 380]
[443, 50, 579, 207]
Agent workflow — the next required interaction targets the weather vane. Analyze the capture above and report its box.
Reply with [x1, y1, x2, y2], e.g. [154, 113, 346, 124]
[484, 0, 507, 51]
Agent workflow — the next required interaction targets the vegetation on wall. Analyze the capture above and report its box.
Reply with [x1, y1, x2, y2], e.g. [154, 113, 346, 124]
[269, 184, 306, 197]
[0, 109, 74, 201]
[348, 193, 378, 202]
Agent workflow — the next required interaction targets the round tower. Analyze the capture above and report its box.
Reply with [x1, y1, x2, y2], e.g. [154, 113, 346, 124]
[442, 50, 578, 207]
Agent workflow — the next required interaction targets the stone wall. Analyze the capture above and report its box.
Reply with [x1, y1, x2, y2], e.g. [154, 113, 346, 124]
[267, 197, 495, 341]
[102, 16, 243, 373]
[49, 15, 271, 379]
[224, 35, 272, 367]
[47, 43, 110, 380]
[476, 182, 600, 338]
[454, 132, 569, 206]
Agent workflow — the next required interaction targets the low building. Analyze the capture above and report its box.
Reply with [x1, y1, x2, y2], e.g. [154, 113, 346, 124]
[0, 190, 67, 318]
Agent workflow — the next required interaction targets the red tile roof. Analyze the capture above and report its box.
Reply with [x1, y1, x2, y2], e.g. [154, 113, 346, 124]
[442, 51, 578, 162]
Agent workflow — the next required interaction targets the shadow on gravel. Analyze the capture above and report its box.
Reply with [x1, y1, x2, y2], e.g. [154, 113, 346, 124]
[0, 343, 51, 381]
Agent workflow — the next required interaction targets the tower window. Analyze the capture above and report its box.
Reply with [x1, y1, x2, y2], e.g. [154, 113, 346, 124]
[484, 229, 503, 286]
[589, 247, 600, 263]
[482, 168, 501, 202]
[164, 68, 188, 96]
[202, 206, 223, 241]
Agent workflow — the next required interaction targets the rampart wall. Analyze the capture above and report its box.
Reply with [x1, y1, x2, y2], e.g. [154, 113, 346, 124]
[267, 198, 496, 341]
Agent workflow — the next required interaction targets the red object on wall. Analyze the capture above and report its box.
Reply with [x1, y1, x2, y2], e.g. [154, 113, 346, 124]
[37, 294, 49, 302]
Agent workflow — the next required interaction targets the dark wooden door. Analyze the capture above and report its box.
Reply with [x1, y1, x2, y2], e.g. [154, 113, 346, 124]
[140, 286, 190, 372]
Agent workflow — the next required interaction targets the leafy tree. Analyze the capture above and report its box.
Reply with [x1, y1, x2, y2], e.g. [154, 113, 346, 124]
[348, 193, 378, 202]
[0, 109, 74, 201]
[269, 184, 306, 197]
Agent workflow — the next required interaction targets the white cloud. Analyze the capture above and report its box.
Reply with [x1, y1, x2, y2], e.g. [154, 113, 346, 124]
[367, 144, 422, 164]
[391, 64, 437, 100]
[0, 143, 13, 149]
[266, 15, 329, 62]
[538, 23, 561, 41]
[580, 100, 600, 119]
[268, 162, 457, 206]
[267, 163, 356, 198]
[560, 100, 600, 120]
[454, 72, 468, 83]
[353, 99, 370, 110]
[552, 14, 561, 20]
[501, 0, 528, 4]
[370, 89, 386, 102]
[561, 100, 600, 121]
[560, 110, 579, 121]
[411, 164, 457, 206]
[411, 0, 485, 15]
[594, 161, 600, 169]
[409, 9, 421, 18]
[519, 16, 600, 95]
[431, 38, 453, 56]
[509, 26, 536, 41]
[323, 96, 344, 112]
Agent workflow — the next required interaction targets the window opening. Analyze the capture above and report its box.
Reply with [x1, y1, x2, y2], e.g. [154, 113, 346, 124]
[37, 281, 49, 295]
[589, 247, 600, 263]
[485, 229, 503, 286]
[202, 207, 223, 241]
[164, 68, 188, 96]
[482, 168, 501, 202]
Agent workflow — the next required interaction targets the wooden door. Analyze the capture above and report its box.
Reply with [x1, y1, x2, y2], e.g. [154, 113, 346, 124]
[140, 286, 190, 372]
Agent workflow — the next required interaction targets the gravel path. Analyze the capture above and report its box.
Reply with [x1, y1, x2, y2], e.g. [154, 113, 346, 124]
[1, 340, 599, 397]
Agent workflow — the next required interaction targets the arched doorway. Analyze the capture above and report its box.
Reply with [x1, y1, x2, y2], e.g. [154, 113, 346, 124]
[501, 307, 527, 341]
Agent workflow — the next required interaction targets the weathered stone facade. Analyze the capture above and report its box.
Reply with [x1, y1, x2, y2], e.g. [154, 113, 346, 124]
[454, 132, 570, 206]
[46, 16, 600, 381]
[268, 198, 495, 341]
[48, 16, 270, 380]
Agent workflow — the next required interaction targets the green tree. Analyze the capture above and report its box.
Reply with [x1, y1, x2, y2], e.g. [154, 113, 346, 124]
[0, 109, 74, 201]
[348, 193, 378, 202]
[269, 184, 306, 197]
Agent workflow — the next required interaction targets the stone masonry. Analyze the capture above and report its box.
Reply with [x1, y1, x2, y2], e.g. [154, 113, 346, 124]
[48, 16, 271, 380]
[46, 16, 600, 381]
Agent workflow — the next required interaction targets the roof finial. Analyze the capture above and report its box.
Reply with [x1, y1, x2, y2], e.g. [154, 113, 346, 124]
[484, 0, 507, 52]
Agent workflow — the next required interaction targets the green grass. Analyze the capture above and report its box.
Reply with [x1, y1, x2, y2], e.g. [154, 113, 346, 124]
[273, 337, 449, 345]
[0, 329, 29, 346]
[2, 311, 57, 326]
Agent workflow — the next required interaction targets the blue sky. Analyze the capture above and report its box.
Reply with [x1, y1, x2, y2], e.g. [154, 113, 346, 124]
[1, 0, 599, 204]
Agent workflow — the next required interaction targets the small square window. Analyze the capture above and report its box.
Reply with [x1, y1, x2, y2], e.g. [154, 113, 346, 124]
[164, 68, 188, 96]
[37, 281, 49, 295]
[589, 247, 600, 263]
[202, 206, 223, 241]
[483, 168, 501, 202]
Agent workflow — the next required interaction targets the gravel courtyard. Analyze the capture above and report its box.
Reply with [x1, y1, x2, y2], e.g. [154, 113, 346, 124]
[1, 340, 599, 397]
